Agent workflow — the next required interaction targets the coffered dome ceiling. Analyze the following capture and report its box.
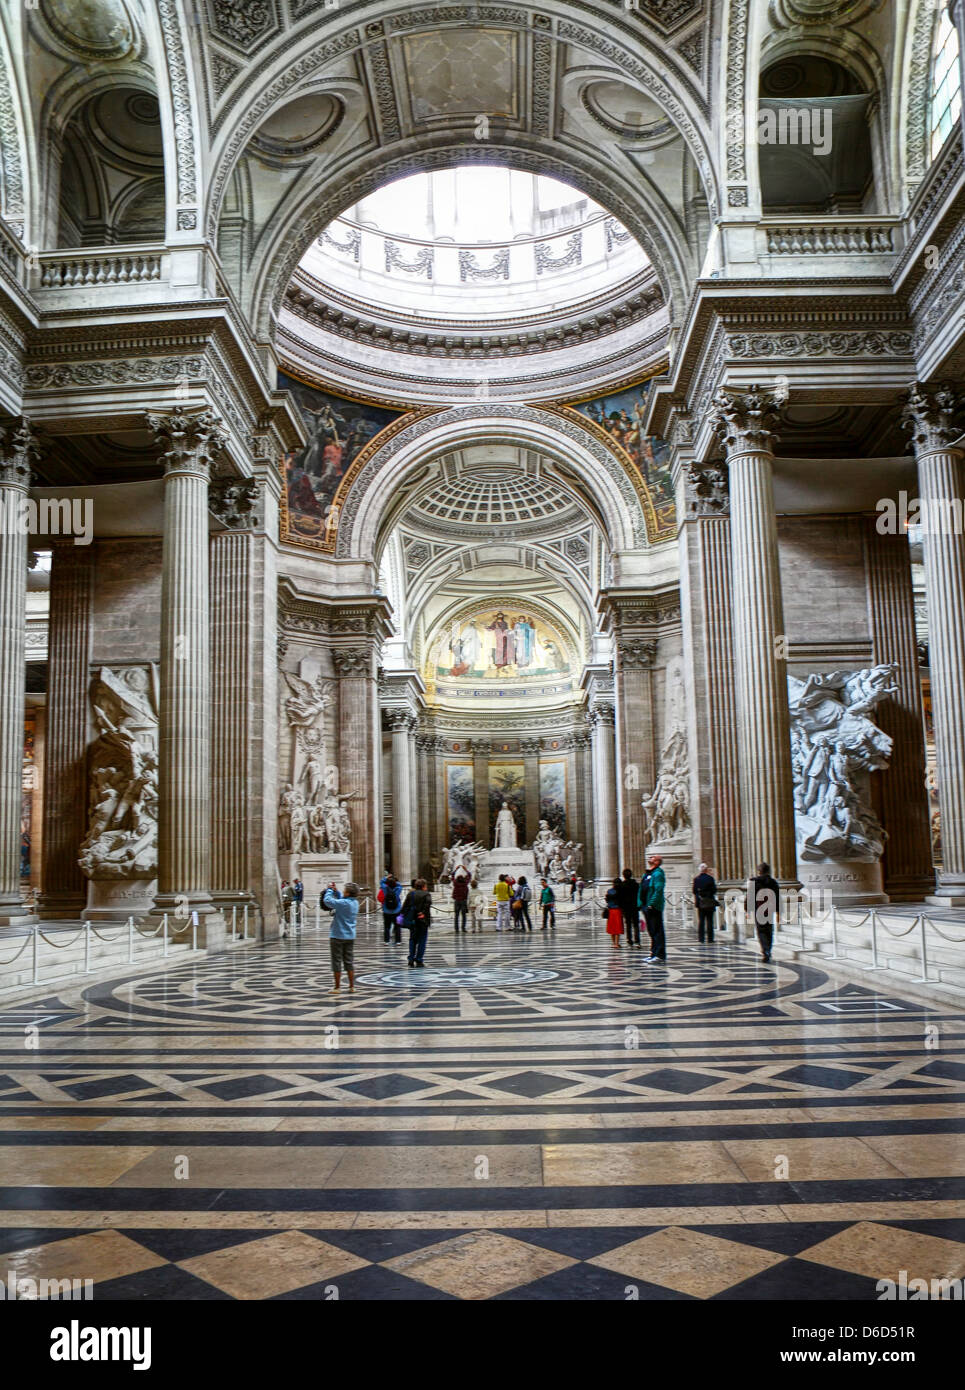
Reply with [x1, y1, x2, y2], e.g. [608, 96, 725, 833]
[406, 466, 582, 532]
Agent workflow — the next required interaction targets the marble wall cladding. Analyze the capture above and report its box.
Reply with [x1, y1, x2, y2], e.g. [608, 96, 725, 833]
[778, 517, 870, 652]
[90, 540, 163, 665]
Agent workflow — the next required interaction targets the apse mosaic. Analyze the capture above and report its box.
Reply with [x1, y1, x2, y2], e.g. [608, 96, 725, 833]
[429, 609, 570, 683]
[571, 381, 675, 541]
[278, 371, 403, 544]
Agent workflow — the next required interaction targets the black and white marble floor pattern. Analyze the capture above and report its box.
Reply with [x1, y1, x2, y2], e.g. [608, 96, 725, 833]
[0, 911, 963, 1300]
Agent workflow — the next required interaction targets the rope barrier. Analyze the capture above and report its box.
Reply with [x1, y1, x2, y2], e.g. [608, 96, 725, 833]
[36, 928, 85, 950]
[90, 925, 129, 943]
[925, 922, 965, 944]
[0, 935, 31, 966]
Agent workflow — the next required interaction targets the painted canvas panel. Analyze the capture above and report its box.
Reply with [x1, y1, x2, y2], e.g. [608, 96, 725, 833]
[278, 371, 403, 543]
[572, 381, 675, 540]
[539, 759, 567, 837]
[488, 761, 525, 844]
[445, 762, 475, 843]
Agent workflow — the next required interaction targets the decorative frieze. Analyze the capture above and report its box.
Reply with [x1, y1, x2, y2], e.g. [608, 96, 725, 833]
[209, 479, 259, 529]
[685, 460, 729, 516]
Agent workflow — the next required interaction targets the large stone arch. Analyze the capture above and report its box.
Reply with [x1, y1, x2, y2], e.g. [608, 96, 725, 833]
[335, 404, 647, 563]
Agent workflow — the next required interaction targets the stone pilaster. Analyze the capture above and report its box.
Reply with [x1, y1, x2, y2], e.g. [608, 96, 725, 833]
[679, 458, 744, 883]
[433, 736, 449, 855]
[334, 644, 382, 896]
[472, 739, 492, 848]
[39, 542, 93, 919]
[862, 518, 935, 899]
[710, 386, 798, 883]
[0, 418, 39, 923]
[388, 710, 414, 884]
[148, 408, 225, 946]
[521, 738, 541, 847]
[613, 636, 657, 872]
[902, 383, 965, 902]
[589, 703, 618, 881]
[573, 730, 595, 876]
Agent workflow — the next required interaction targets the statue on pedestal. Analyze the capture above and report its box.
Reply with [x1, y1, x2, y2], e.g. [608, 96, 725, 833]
[494, 801, 518, 848]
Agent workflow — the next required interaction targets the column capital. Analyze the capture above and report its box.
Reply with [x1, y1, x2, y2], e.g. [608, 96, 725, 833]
[902, 382, 965, 456]
[684, 459, 730, 517]
[209, 478, 260, 530]
[332, 646, 372, 677]
[616, 638, 657, 669]
[385, 708, 416, 733]
[148, 408, 227, 479]
[588, 702, 616, 728]
[710, 385, 781, 457]
[0, 415, 41, 489]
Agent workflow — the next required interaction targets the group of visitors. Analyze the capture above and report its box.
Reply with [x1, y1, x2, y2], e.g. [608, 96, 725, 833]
[376, 875, 434, 966]
[488, 873, 558, 931]
[604, 854, 668, 961]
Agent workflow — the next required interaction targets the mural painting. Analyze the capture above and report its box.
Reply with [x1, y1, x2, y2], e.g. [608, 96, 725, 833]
[539, 759, 567, 837]
[445, 762, 475, 843]
[572, 381, 675, 540]
[488, 762, 525, 845]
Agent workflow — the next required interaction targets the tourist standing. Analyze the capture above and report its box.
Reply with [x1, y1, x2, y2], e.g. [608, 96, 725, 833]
[405, 877, 433, 967]
[322, 881, 359, 994]
[493, 874, 511, 932]
[517, 876, 533, 931]
[569, 874, 578, 901]
[642, 854, 667, 962]
[747, 862, 780, 963]
[292, 879, 304, 925]
[693, 862, 719, 943]
[381, 875, 402, 944]
[576, 876, 585, 903]
[618, 867, 641, 946]
[468, 878, 486, 932]
[452, 872, 469, 933]
[539, 878, 556, 929]
[605, 877, 624, 948]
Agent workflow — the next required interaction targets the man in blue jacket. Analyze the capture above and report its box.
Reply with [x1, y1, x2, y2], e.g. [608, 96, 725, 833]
[322, 881, 359, 993]
[640, 854, 667, 963]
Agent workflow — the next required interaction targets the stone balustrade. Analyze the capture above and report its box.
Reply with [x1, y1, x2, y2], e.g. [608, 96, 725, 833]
[38, 248, 164, 288]
[763, 220, 899, 256]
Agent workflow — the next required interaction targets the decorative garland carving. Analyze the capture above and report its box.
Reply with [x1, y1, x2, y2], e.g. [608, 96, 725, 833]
[158, 0, 198, 207]
[0, 43, 24, 235]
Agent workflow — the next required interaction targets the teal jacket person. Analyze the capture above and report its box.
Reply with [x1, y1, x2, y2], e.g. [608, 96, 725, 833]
[644, 863, 666, 911]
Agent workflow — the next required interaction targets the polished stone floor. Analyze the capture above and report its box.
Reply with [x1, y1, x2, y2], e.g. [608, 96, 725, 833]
[1, 909, 964, 1300]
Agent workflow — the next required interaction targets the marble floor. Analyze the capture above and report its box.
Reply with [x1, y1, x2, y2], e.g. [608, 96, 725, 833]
[1, 909, 963, 1301]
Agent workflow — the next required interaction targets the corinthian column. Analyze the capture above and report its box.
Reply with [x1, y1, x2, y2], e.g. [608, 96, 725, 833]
[388, 711, 414, 884]
[902, 383, 965, 903]
[589, 703, 618, 880]
[147, 409, 225, 945]
[0, 418, 39, 923]
[710, 387, 797, 883]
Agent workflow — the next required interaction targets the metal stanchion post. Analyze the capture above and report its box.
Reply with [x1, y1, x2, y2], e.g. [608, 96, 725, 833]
[231, 905, 237, 942]
[315, 903, 320, 932]
[85, 920, 91, 974]
[830, 904, 838, 959]
[870, 909, 879, 970]
[919, 914, 928, 981]
[163, 913, 169, 958]
[32, 927, 38, 985]
[128, 915, 134, 962]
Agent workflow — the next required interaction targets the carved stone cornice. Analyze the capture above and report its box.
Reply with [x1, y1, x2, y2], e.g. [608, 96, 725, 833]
[148, 408, 227, 478]
[520, 738, 542, 756]
[471, 740, 493, 758]
[0, 415, 40, 488]
[598, 587, 682, 637]
[685, 459, 730, 516]
[209, 478, 259, 529]
[617, 639, 658, 669]
[710, 386, 780, 456]
[902, 383, 965, 456]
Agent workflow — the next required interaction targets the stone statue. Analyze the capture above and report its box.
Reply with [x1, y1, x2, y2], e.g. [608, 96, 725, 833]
[323, 793, 352, 855]
[440, 839, 485, 881]
[308, 802, 327, 853]
[532, 819, 561, 875]
[78, 666, 159, 881]
[290, 795, 309, 853]
[277, 783, 296, 851]
[788, 664, 897, 862]
[494, 801, 518, 848]
[642, 729, 691, 844]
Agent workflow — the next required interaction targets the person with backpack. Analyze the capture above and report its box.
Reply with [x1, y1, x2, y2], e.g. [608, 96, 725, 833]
[404, 877, 433, 967]
[747, 862, 780, 962]
[381, 875, 402, 944]
[451, 872, 469, 933]
[641, 854, 667, 962]
[693, 862, 719, 943]
[322, 881, 359, 994]
[516, 875, 533, 931]
[539, 878, 556, 930]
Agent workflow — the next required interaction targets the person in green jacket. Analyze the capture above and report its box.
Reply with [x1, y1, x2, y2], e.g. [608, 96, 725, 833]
[641, 854, 667, 962]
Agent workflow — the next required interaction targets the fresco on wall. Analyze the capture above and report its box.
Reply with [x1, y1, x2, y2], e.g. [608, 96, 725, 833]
[430, 609, 570, 683]
[445, 762, 475, 843]
[539, 760, 567, 837]
[488, 762, 525, 845]
[278, 371, 403, 543]
[571, 381, 675, 540]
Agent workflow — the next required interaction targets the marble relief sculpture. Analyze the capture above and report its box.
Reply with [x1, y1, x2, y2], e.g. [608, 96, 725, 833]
[78, 666, 159, 881]
[532, 821, 582, 881]
[642, 660, 692, 844]
[440, 840, 485, 881]
[789, 665, 897, 862]
[278, 664, 353, 857]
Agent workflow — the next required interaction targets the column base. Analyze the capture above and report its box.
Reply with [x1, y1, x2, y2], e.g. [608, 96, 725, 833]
[925, 892, 965, 908]
[210, 893, 260, 939]
[883, 873, 938, 902]
[0, 907, 37, 926]
[146, 896, 226, 952]
[38, 890, 88, 920]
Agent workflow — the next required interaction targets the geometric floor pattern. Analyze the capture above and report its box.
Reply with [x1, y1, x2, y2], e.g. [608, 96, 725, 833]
[1, 910, 964, 1299]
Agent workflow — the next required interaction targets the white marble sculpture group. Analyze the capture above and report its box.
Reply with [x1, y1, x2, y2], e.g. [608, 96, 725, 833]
[277, 667, 353, 856]
[78, 665, 160, 882]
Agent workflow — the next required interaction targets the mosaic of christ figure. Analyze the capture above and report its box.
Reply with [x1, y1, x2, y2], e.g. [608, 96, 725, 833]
[486, 612, 515, 668]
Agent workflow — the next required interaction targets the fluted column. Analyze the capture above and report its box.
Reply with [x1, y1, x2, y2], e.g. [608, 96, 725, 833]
[573, 730, 595, 875]
[710, 387, 797, 883]
[389, 711, 414, 883]
[521, 738, 541, 847]
[903, 384, 965, 902]
[589, 704, 618, 880]
[863, 518, 934, 899]
[0, 419, 39, 923]
[613, 637, 657, 871]
[39, 542, 93, 918]
[148, 409, 225, 942]
[334, 644, 382, 895]
[432, 736, 449, 853]
[472, 739, 492, 847]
